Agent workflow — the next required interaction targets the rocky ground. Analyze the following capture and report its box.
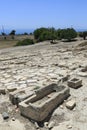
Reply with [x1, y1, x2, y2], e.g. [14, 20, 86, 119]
[0, 39, 87, 130]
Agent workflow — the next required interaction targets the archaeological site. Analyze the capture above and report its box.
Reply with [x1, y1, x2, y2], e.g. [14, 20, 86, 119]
[0, 39, 87, 130]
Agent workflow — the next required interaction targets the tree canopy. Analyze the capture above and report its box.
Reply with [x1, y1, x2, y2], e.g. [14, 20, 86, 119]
[34, 27, 77, 42]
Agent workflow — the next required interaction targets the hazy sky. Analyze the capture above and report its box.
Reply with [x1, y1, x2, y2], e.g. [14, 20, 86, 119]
[0, 0, 87, 30]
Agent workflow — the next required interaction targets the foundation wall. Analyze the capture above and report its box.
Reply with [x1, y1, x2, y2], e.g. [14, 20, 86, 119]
[19, 84, 70, 122]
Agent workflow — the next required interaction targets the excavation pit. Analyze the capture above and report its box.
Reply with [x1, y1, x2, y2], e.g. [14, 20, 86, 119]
[19, 83, 70, 122]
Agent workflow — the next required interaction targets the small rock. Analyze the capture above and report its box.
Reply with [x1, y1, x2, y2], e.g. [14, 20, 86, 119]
[35, 122, 39, 129]
[66, 99, 76, 110]
[47, 94, 52, 98]
[44, 122, 48, 127]
[0, 88, 6, 94]
[60, 105, 64, 109]
[67, 125, 72, 129]
[12, 117, 15, 121]
[48, 121, 55, 129]
[2, 112, 9, 120]
[7, 86, 17, 92]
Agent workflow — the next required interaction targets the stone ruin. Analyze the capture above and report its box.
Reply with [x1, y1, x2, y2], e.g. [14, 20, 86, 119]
[19, 83, 70, 122]
[9, 87, 34, 105]
[68, 78, 82, 89]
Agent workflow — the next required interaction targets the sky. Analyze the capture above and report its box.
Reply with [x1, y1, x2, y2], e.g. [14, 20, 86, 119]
[0, 0, 87, 32]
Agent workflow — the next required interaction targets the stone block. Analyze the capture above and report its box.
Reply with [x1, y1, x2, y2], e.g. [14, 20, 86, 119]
[0, 88, 6, 94]
[48, 121, 55, 129]
[7, 87, 17, 92]
[9, 87, 34, 105]
[2, 112, 9, 120]
[66, 99, 76, 110]
[19, 83, 70, 122]
[68, 78, 82, 89]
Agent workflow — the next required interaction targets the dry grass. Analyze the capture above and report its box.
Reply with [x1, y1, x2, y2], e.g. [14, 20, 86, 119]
[0, 35, 34, 49]
[0, 40, 18, 49]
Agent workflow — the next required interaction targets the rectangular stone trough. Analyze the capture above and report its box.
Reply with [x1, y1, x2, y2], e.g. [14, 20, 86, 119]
[68, 78, 82, 89]
[9, 87, 34, 105]
[19, 83, 70, 122]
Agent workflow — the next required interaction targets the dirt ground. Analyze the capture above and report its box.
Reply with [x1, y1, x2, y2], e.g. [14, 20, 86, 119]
[0, 38, 87, 130]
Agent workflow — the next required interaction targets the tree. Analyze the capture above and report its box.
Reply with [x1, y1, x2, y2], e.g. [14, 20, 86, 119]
[34, 27, 57, 42]
[1, 32, 7, 40]
[9, 30, 16, 39]
[60, 28, 77, 41]
[9, 30, 16, 35]
[23, 32, 28, 35]
[56, 29, 63, 40]
[83, 31, 87, 40]
[34, 27, 48, 40]
[79, 31, 87, 40]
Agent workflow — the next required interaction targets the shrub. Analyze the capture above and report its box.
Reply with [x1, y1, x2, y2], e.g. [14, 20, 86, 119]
[60, 28, 77, 41]
[15, 39, 34, 46]
[83, 31, 87, 40]
[34, 27, 77, 42]
[34, 27, 57, 42]
[79, 32, 83, 37]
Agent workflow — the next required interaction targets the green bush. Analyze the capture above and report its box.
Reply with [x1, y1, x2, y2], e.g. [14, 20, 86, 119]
[34, 27, 77, 42]
[34, 27, 57, 42]
[79, 32, 83, 37]
[79, 31, 87, 40]
[60, 28, 77, 41]
[83, 31, 87, 40]
[15, 39, 34, 46]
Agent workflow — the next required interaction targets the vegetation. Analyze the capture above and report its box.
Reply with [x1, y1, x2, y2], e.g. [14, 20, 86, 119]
[82, 31, 87, 40]
[15, 38, 34, 46]
[59, 28, 77, 41]
[34, 27, 77, 42]
[9, 30, 16, 39]
[9, 30, 16, 35]
[1, 27, 86, 49]
[34, 27, 57, 42]
[79, 31, 87, 40]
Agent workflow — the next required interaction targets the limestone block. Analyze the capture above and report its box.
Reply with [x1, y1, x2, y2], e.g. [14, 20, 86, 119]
[19, 83, 70, 122]
[68, 78, 82, 89]
[48, 121, 55, 129]
[66, 99, 76, 110]
[2, 112, 9, 119]
[9, 87, 34, 105]
[0, 88, 6, 94]
[7, 87, 17, 92]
